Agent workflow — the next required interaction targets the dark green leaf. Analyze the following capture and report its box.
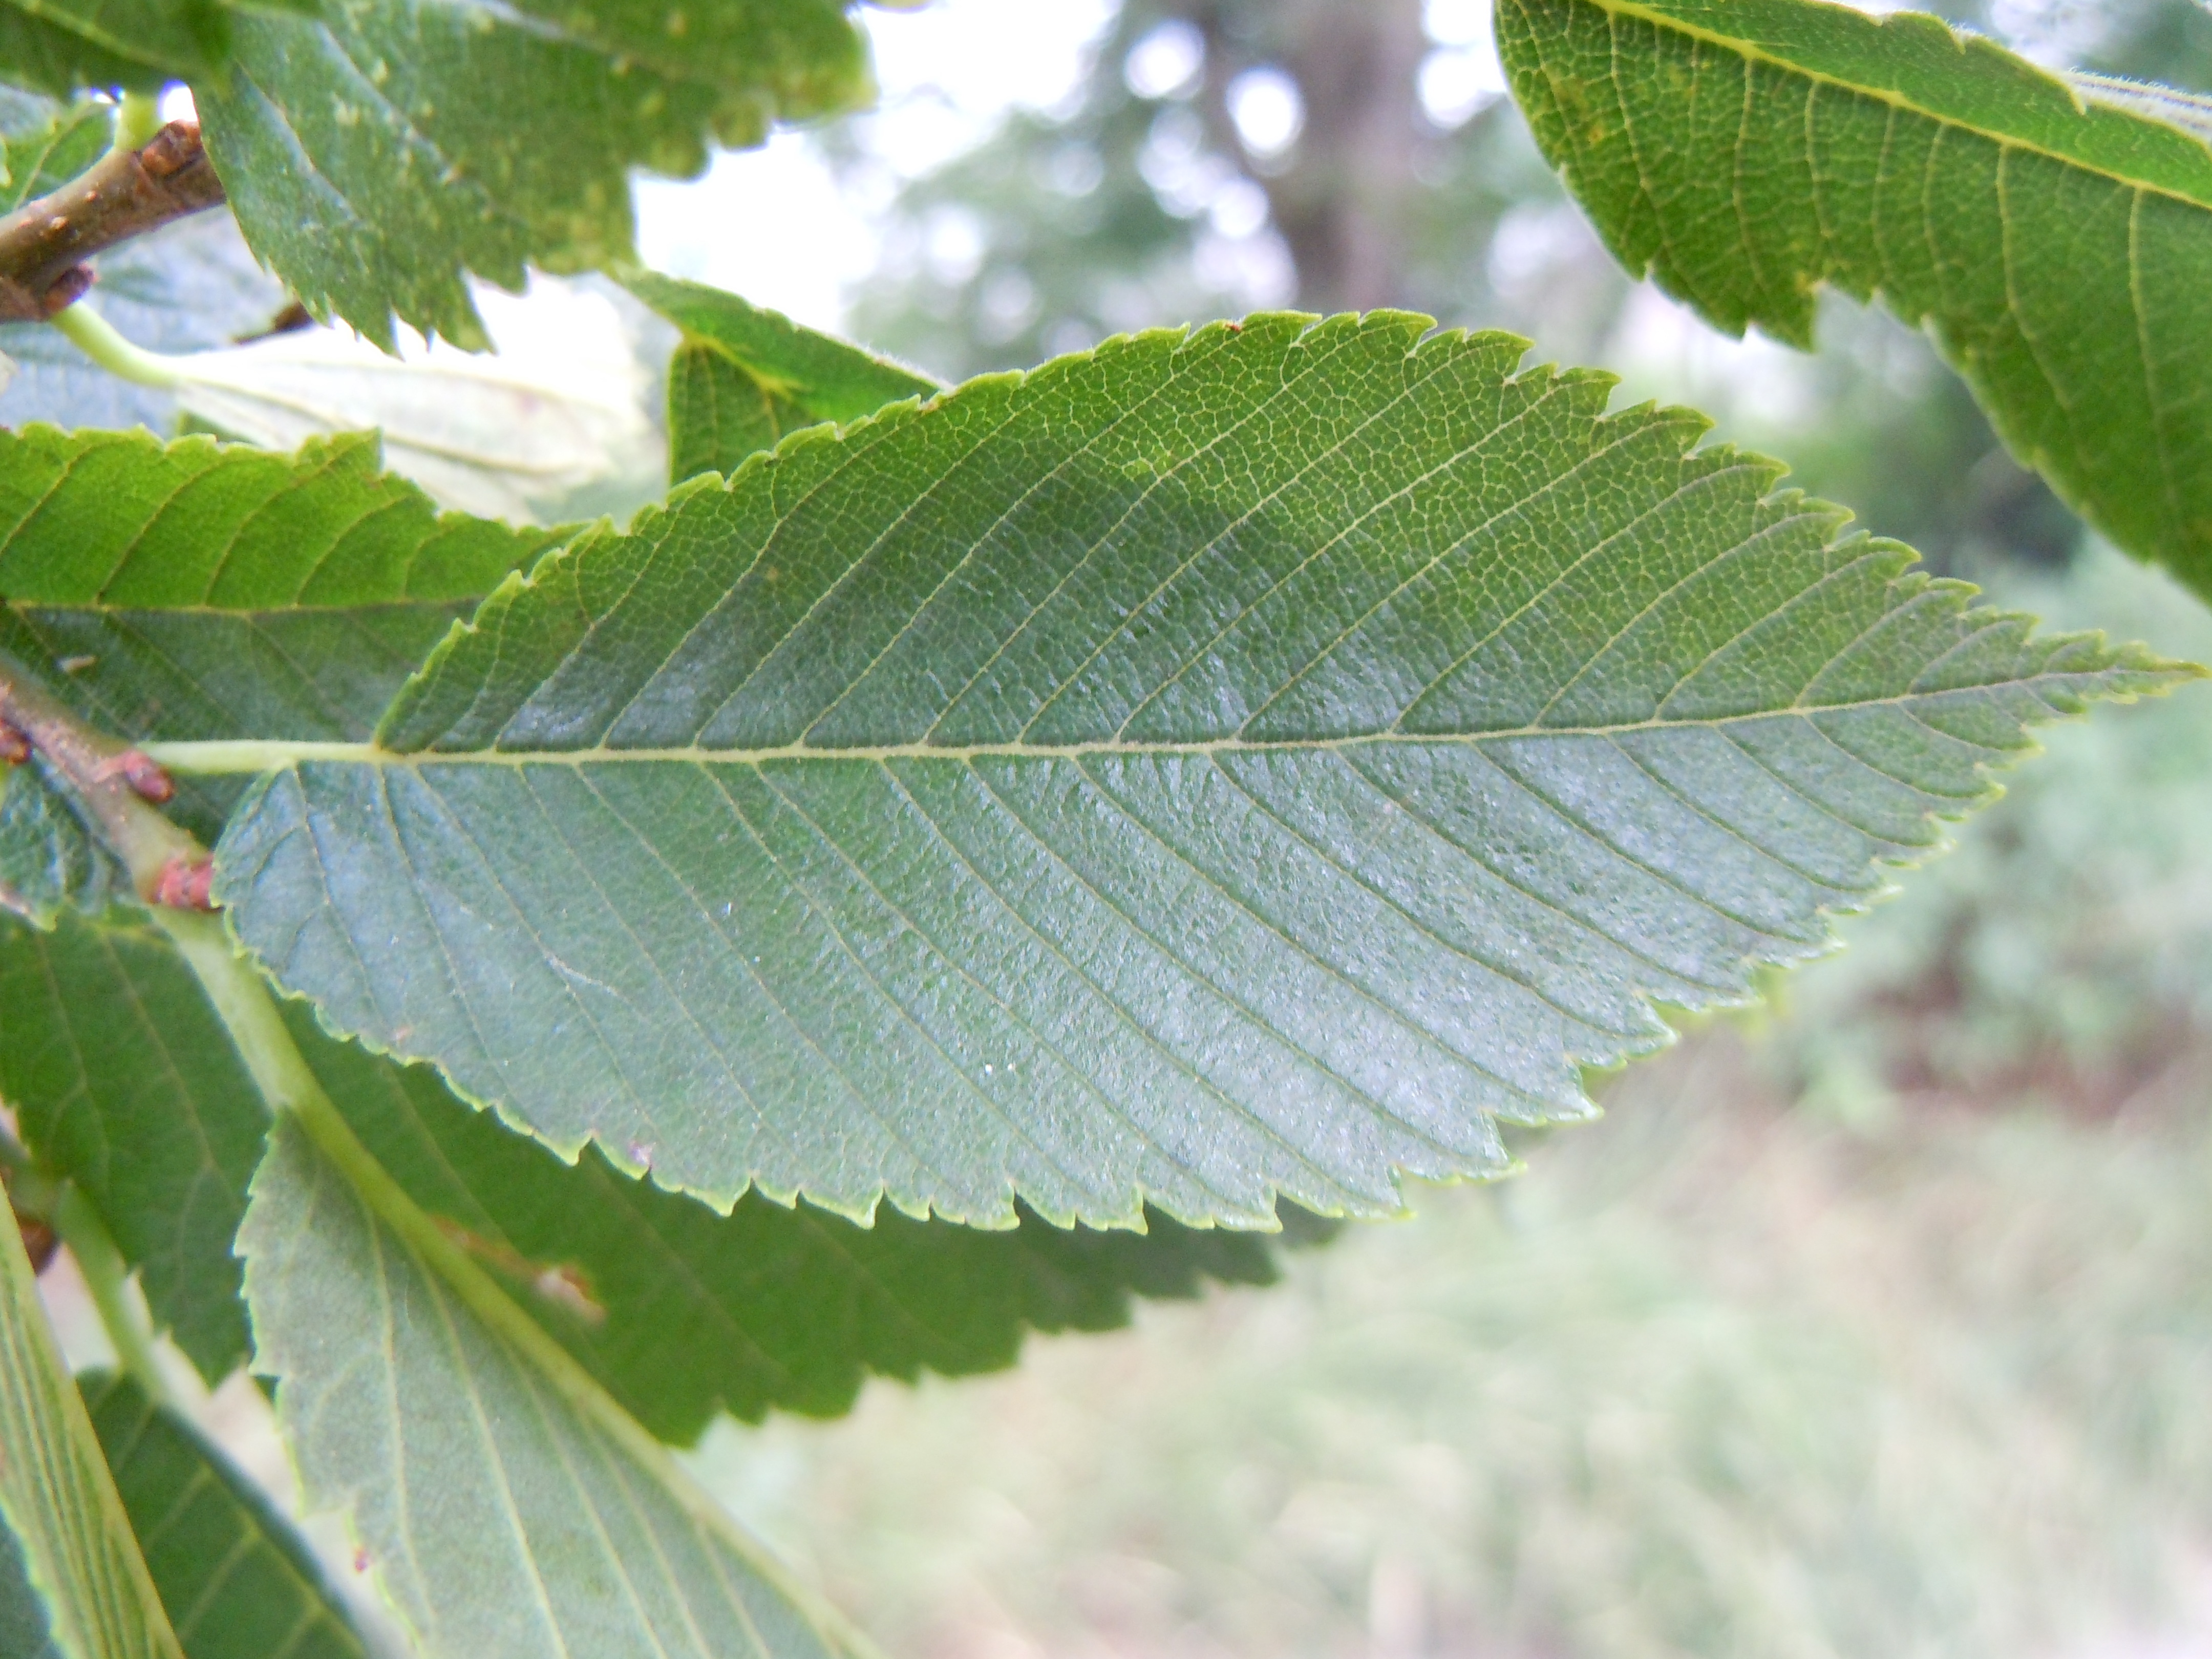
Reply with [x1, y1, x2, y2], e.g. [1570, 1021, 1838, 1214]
[209, 313, 2203, 1228]
[625, 272, 937, 483]
[241, 1112, 871, 1659]
[0, 89, 108, 208]
[0, 0, 221, 97]
[1497, 0, 2212, 602]
[196, 0, 873, 349]
[0, 427, 562, 840]
[286, 998, 1283, 1442]
[0, 909, 264, 1381]
[0, 1508, 64, 1659]
[0, 759, 115, 926]
[79, 1370, 369, 1659]
[0, 1194, 182, 1659]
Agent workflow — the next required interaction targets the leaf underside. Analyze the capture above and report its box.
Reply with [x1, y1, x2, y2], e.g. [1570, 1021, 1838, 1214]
[242, 1114, 869, 1659]
[1497, 0, 2212, 601]
[212, 311, 2197, 1229]
[0, 1197, 181, 1659]
[193, 0, 870, 347]
[79, 1370, 370, 1659]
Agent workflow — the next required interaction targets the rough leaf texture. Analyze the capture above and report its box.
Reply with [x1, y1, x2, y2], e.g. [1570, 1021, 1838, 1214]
[79, 1371, 369, 1659]
[1497, 0, 2212, 602]
[195, 0, 870, 347]
[625, 273, 937, 485]
[0, 1198, 181, 1659]
[213, 313, 2199, 1228]
[241, 1114, 868, 1659]
[0, 911, 264, 1381]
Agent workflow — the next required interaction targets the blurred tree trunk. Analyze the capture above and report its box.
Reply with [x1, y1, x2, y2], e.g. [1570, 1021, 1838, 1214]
[1180, 0, 1428, 311]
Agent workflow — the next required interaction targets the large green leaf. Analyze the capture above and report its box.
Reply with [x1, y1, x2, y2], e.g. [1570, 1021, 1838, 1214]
[624, 272, 937, 485]
[0, 1189, 182, 1659]
[241, 1112, 871, 1659]
[0, 428, 561, 841]
[0, 910, 263, 1381]
[1496, 0, 2212, 603]
[195, 0, 872, 349]
[78, 1370, 369, 1659]
[207, 313, 2202, 1228]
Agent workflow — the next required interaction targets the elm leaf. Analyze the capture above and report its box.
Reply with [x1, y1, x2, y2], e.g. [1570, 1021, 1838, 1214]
[205, 312, 2205, 1228]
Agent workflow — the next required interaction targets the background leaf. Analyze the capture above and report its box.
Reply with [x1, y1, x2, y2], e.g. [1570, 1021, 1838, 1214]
[195, 0, 873, 348]
[212, 312, 2201, 1230]
[0, 760, 116, 925]
[241, 1112, 873, 1659]
[78, 1370, 370, 1659]
[0, 910, 265, 1382]
[0, 427, 562, 841]
[0, 1187, 182, 1659]
[0, 0, 221, 97]
[624, 273, 937, 485]
[1496, 0, 2212, 603]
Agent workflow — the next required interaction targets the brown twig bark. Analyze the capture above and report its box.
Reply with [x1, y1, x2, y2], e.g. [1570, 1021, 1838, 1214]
[0, 121, 226, 323]
[0, 648, 206, 904]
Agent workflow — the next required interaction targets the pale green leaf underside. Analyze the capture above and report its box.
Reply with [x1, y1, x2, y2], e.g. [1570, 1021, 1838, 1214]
[1497, 0, 2212, 602]
[0, 760, 115, 925]
[0, 1198, 182, 1659]
[241, 1115, 868, 1659]
[79, 1371, 369, 1659]
[194, 0, 869, 348]
[212, 313, 2197, 1228]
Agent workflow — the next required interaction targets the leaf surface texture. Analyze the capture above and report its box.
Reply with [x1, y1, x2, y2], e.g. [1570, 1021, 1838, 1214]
[212, 313, 2200, 1225]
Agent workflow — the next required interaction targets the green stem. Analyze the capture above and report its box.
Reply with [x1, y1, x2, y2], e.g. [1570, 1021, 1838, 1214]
[150, 909, 861, 1636]
[112, 91, 163, 154]
[47, 1183, 170, 1405]
[50, 303, 184, 389]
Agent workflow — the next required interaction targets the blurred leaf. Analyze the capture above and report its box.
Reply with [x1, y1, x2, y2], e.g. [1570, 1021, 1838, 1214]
[241, 1113, 873, 1659]
[624, 272, 935, 483]
[195, 0, 874, 349]
[213, 312, 2201, 1230]
[0, 1190, 182, 1659]
[0, 760, 115, 926]
[0, 910, 265, 1382]
[1499, 0, 2212, 603]
[162, 280, 660, 522]
[78, 1370, 369, 1659]
[0, 88, 106, 207]
[0, 0, 223, 97]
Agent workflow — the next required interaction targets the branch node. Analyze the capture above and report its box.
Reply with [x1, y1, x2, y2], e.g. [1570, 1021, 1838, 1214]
[152, 855, 216, 912]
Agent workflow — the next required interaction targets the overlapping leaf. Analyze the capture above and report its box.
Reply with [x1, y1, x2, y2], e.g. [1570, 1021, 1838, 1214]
[209, 312, 2200, 1229]
[195, 0, 872, 349]
[78, 1370, 370, 1659]
[292, 1001, 1286, 1441]
[0, 0, 221, 98]
[0, 760, 114, 925]
[1496, 0, 2212, 602]
[0, 1194, 182, 1659]
[0, 895, 1293, 1433]
[241, 1114, 871, 1659]
[0, 427, 560, 840]
[626, 272, 937, 484]
[0, 911, 264, 1381]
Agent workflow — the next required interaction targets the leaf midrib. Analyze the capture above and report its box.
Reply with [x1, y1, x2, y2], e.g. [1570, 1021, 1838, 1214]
[1559, 0, 2212, 212]
[146, 683, 2085, 773]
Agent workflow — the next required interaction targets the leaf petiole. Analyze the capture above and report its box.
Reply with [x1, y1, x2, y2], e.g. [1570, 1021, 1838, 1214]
[49, 303, 184, 389]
